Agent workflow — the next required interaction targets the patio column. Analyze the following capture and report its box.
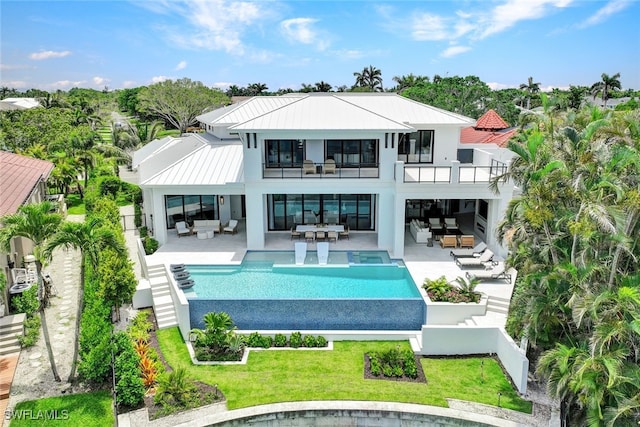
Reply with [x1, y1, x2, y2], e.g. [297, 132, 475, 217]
[245, 188, 265, 250]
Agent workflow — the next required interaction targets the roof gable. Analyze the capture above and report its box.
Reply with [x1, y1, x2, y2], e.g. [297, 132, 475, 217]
[475, 109, 509, 130]
[0, 151, 54, 216]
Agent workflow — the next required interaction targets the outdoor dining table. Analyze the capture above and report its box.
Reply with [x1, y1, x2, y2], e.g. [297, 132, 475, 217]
[296, 225, 344, 233]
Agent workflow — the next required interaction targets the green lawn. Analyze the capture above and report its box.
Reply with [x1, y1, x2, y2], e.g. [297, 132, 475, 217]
[158, 327, 532, 413]
[9, 390, 114, 427]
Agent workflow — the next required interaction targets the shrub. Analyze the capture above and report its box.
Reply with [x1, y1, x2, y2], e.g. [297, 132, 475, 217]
[368, 347, 418, 379]
[143, 237, 159, 255]
[303, 335, 317, 348]
[139, 226, 148, 239]
[316, 335, 328, 348]
[18, 315, 41, 347]
[154, 368, 196, 407]
[113, 332, 145, 408]
[289, 332, 303, 348]
[10, 286, 38, 316]
[274, 333, 287, 347]
[98, 176, 122, 197]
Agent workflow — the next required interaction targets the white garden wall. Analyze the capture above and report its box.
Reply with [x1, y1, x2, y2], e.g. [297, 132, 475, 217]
[420, 325, 528, 394]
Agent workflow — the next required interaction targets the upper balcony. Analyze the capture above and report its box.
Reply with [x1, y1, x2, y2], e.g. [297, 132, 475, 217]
[401, 161, 508, 184]
[262, 162, 379, 179]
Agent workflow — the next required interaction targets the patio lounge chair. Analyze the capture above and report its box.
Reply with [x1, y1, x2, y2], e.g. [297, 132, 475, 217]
[428, 218, 443, 231]
[177, 278, 195, 289]
[458, 235, 474, 248]
[444, 218, 459, 231]
[439, 234, 458, 248]
[317, 242, 329, 265]
[170, 263, 186, 272]
[455, 249, 495, 268]
[303, 160, 316, 175]
[295, 242, 307, 265]
[324, 159, 336, 174]
[290, 226, 302, 240]
[466, 263, 512, 283]
[223, 219, 238, 234]
[176, 221, 191, 237]
[173, 270, 191, 280]
[450, 242, 487, 259]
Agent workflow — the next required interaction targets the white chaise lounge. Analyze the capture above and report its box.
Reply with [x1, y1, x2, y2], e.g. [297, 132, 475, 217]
[295, 242, 307, 265]
[317, 242, 329, 265]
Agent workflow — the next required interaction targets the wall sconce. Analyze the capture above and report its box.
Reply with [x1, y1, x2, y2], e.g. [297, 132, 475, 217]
[219, 196, 224, 205]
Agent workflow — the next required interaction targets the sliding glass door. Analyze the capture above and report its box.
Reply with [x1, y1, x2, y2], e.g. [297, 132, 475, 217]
[267, 194, 375, 231]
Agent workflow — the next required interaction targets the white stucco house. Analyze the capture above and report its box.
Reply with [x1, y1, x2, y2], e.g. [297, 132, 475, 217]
[132, 93, 516, 258]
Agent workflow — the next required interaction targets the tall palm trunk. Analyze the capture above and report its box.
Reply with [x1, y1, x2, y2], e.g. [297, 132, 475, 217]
[36, 260, 61, 382]
[68, 255, 84, 382]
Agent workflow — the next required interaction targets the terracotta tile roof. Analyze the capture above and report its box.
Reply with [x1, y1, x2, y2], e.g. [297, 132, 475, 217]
[459, 109, 516, 148]
[475, 109, 509, 130]
[0, 151, 54, 216]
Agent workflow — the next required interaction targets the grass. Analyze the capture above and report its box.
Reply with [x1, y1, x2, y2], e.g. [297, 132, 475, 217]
[9, 390, 114, 427]
[158, 327, 532, 414]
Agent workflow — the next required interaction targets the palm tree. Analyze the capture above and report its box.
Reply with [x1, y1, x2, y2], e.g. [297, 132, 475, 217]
[0, 201, 63, 381]
[247, 83, 268, 96]
[353, 65, 383, 92]
[314, 81, 332, 92]
[44, 217, 123, 382]
[392, 73, 428, 92]
[590, 73, 622, 108]
[519, 76, 541, 110]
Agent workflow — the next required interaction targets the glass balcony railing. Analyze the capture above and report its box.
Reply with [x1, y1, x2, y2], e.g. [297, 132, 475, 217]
[262, 162, 379, 179]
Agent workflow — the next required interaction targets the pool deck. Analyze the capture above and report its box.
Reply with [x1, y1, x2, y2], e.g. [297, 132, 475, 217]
[143, 219, 515, 328]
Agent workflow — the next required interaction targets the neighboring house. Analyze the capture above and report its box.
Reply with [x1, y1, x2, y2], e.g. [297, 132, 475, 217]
[133, 93, 516, 258]
[459, 109, 517, 149]
[0, 98, 41, 111]
[0, 151, 54, 284]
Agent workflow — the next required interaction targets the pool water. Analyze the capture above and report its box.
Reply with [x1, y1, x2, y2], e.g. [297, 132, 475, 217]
[184, 262, 420, 299]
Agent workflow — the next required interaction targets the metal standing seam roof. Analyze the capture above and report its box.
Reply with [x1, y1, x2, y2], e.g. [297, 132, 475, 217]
[341, 94, 476, 126]
[131, 136, 175, 169]
[140, 142, 244, 186]
[229, 94, 416, 131]
[197, 96, 302, 126]
[0, 151, 54, 216]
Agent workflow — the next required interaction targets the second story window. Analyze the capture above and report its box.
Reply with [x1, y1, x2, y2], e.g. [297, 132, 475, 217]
[325, 139, 378, 167]
[266, 140, 304, 168]
[398, 130, 434, 163]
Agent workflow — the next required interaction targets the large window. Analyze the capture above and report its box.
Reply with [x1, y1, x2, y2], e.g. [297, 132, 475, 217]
[266, 140, 304, 167]
[267, 194, 375, 231]
[325, 139, 377, 167]
[165, 195, 219, 229]
[398, 130, 434, 163]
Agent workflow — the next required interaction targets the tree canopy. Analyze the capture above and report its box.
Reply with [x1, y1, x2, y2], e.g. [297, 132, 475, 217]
[137, 78, 230, 133]
[498, 105, 640, 426]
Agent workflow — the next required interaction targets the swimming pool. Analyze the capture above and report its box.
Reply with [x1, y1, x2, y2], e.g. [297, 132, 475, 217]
[185, 251, 427, 331]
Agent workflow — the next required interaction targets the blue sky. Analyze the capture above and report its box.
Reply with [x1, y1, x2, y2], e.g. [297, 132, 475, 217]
[1, 0, 639, 92]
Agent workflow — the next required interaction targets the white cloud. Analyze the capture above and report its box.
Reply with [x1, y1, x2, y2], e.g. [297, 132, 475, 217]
[151, 76, 170, 84]
[411, 13, 449, 41]
[212, 81, 235, 90]
[478, 0, 573, 39]
[176, 60, 187, 70]
[140, 0, 265, 55]
[51, 80, 85, 88]
[440, 45, 471, 58]
[122, 80, 137, 88]
[578, 0, 631, 28]
[29, 50, 72, 60]
[487, 82, 513, 90]
[93, 76, 110, 86]
[2, 80, 28, 88]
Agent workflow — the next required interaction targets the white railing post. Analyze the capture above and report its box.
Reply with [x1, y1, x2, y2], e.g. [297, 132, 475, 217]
[450, 160, 460, 184]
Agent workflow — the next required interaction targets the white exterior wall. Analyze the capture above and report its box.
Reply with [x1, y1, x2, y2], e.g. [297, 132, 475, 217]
[431, 126, 460, 163]
[420, 326, 529, 394]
